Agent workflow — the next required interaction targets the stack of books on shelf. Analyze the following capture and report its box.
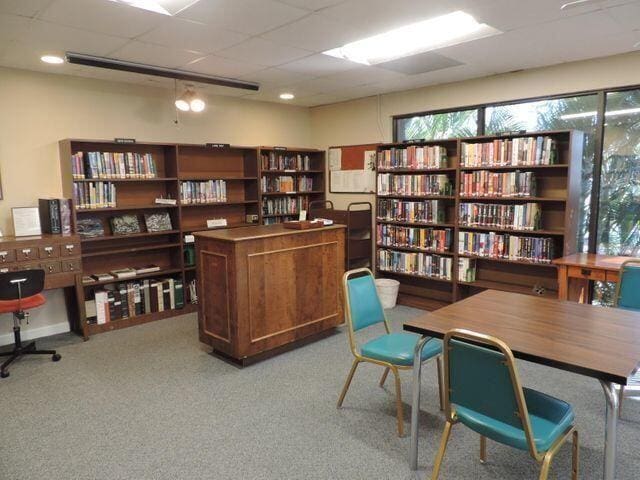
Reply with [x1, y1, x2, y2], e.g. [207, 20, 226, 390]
[70, 151, 158, 179]
[459, 203, 542, 230]
[297, 176, 314, 192]
[378, 248, 452, 280]
[458, 257, 476, 282]
[377, 199, 446, 224]
[262, 196, 308, 216]
[460, 136, 557, 167]
[377, 174, 452, 196]
[38, 198, 72, 234]
[82, 265, 163, 283]
[261, 175, 295, 193]
[180, 180, 227, 204]
[377, 145, 448, 170]
[377, 224, 452, 253]
[458, 231, 555, 264]
[86, 277, 184, 325]
[261, 152, 311, 171]
[460, 170, 536, 197]
[73, 181, 116, 209]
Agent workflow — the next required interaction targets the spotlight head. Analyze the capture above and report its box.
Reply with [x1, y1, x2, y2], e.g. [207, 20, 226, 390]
[190, 97, 205, 112]
[175, 99, 190, 111]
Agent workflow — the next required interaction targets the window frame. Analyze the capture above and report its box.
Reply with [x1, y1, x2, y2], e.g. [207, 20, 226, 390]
[391, 83, 640, 255]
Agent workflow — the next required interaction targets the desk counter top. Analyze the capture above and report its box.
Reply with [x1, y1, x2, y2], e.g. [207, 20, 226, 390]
[193, 223, 346, 242]
[553, 253, 637, 271]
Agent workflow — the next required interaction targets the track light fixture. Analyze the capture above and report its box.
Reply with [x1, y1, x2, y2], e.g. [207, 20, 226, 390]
[175, 85, 206, 113]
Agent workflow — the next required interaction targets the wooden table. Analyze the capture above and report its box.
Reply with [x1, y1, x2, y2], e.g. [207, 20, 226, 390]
[195, 224, 345, 365]
[553, 253, 636, 302]
[404, 290, 640, 480]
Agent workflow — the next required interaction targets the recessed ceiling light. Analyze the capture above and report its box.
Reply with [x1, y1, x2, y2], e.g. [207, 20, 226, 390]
[560, 0, 600, 11]
[279, 93, 295, 100]
[41, 55, 64, 64]
[108, 0, 199, 16]
[323, 11, 501, 66]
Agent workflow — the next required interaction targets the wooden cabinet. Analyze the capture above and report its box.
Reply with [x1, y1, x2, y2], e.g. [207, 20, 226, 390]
[195, 224, 345, 363]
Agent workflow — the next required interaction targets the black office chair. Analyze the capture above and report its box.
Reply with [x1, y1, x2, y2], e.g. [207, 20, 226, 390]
[0, 269, 61, 378]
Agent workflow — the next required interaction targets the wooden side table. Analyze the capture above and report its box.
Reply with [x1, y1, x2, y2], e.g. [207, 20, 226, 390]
[553, 253, 634, 302]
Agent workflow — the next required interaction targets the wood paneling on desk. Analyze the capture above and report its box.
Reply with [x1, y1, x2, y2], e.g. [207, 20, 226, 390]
[195, 224, 345, 363]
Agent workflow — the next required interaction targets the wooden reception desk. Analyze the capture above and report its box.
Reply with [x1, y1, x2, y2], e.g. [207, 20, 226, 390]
[194, 224, 346, 364]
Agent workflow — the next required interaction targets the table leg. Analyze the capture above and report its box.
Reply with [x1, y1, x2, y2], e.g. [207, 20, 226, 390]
[600, 380, 619, 480]
[410, 336, 431, 470]
[558, 265, 568, 301]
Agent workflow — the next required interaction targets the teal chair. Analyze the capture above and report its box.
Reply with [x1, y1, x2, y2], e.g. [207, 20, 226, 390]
[430, 329, 578, 480]
[615, 259, 640, 418]
[337, 268, 443, 436]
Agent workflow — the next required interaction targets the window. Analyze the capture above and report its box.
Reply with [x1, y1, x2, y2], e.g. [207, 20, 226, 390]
[485, 95, 599, 253]
[396, 109, 478, 142]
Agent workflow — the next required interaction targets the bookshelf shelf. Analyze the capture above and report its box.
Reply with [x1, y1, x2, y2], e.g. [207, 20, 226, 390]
[377, 244, 454, 256]
[375, 130, 583, 310]
[73, 177, 178, 182]
[82, 268, 184, 287]
[80, 230, 180, 242]
[261, 169, 324, 174]
[82, 242, 181, 258]
[378, 269, 453, 284]
[179, 200, 258, 207]
[178, 176, 258, 181]
[85, 303, 197, 335]
[261, 190, 323, 196]
[76, 204, 178, 213]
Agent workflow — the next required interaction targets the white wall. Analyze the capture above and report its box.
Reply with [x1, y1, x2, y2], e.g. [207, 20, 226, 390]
[0, 66, 312, 344]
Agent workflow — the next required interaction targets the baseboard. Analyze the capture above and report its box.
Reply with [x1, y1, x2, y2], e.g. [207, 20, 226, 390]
[0, 322, 70, 347]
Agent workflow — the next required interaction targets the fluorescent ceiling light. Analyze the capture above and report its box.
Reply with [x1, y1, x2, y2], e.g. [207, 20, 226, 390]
[560, 107, 640, 120]
[41, 55, 64, 64]
[279, 93, 295, 100]
[323, 11, 501, 66]
[108, 0, 200, 16]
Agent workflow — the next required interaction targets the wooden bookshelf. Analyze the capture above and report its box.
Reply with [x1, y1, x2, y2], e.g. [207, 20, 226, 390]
[59, 140, 265, 339]
[258, 147, 325, 224]
[374, 130, 584, 310]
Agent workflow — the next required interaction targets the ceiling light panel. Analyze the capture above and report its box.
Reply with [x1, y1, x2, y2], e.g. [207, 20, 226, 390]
[109, 0, 200, 16]
[323, 11, 501, 65]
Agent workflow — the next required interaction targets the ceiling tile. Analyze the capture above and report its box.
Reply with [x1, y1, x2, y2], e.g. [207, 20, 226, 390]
[238, 67, 313, 86]
[261, 12, 361, 52]
[217, 37, 312, 67]
[0, 0, 53, 18]
[185, 54, 264, 77]
[110, 41, 204, 68]
[177, 0, 308, 35]
[275, 0, 348, 12]
[0, 14, 32, 43]
[607, 1, 640, 30]
[279, 53, 357, 76]
[376, 52, 464, 75]
[138, 17, 248, 54]
[38, 0, 166, 38]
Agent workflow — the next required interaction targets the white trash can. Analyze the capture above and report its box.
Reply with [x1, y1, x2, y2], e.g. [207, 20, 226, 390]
[375, 278, 400, 309]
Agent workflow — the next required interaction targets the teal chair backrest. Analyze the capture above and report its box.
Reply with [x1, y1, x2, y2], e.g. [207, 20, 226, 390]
[618, 262, 640, 311]
[346, 273, 385, 331]
[448, 338, 523, 431]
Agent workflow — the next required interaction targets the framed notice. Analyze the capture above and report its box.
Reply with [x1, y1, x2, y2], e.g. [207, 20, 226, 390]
[12, 207, 42, 236]
[328, 143, 380, 193]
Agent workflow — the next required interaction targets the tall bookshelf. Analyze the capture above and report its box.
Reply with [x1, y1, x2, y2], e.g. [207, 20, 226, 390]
[374, 130, 583, 310]
[59, 140, 262, 338]
[258, 147, 325, 224]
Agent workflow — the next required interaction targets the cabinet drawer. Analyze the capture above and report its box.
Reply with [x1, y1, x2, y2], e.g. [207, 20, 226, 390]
[0, 266, 11, 274]
[0, 250, 16, 264]
[11, 263, 40, 271]
[39, 245, 60, 259]
[40, 260, 62, 275]
[606, 270, 620, 283]
[61, 258, 81, 273]
[16, 247, 37, 262]
[568, 266, 606, 281]
[60, 243, 80, 257]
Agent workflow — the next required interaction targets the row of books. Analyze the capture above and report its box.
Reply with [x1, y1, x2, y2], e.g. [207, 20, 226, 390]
[458, 257, 476, 282]
[263, 216, 292, 225]
[459, 203, 542, 231]
[82, 265, 162, 283]
[261, 176, 314, 193]
[460, 170, 537, 197]
[73, 181, 116, 209]
[458, 231, 556, 263]
[376, 199, 446, 225]
[180, 180, 227, 204]
[71, 151, 158, 179]
[377, 145, 448, 170]
[460, 136, 558, 167]
[377, 225, 452, 253]
[87, 277, 184, 325]
[261, 152, 312, 171]
[378, 249, 452, 280]
[262, 196, 309, 216]
[377, 174, 452, 196]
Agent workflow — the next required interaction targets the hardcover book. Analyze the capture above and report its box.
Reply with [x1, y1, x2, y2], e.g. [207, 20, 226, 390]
[144, 212, 172, 232]
[110, 214, 141, 235]
[76, 217, 104, 238]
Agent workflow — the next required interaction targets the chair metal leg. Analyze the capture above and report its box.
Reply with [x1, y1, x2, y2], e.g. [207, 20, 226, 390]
[480, 435, 487, 464]
[600, 380, 619, 480]
[392, 366, 404, 437]
[538, 452, 553, 480]
[572, 430, 579, 480]
[618, 385, 624, 419]
[337, 359, 360, 408]
[436, 355, 444, 412]
[430, 420, 453, 480]
[379, 367, 390, 387]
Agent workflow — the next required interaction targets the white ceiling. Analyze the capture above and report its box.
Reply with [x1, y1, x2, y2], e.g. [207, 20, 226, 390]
[1, 0, 640, 107]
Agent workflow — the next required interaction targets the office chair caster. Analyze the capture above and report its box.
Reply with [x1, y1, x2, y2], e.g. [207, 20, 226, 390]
[52, 353, 61, 362]
[1, 370, 9, 378]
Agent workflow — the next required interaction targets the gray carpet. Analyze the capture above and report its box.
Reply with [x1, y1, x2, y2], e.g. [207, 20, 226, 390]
[1, 306, 639, 480]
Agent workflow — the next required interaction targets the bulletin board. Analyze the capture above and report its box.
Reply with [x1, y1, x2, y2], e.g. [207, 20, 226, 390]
[328, 143, 380, 194]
